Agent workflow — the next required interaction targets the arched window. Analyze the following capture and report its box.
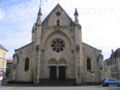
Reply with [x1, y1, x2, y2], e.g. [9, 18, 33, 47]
[56, 19, 60, 26]
[87, 58, 91, 71]
[24, 57, 29, 71]
[16, 54, 19, 64]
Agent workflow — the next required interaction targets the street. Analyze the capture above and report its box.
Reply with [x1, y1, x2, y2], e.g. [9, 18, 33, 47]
[0, 86, 120, 90]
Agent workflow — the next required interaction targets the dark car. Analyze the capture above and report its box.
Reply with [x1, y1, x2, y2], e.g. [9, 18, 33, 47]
[102, 78, 120, 87]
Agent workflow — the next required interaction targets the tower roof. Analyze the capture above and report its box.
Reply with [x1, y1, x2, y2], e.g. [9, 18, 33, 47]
[74, 8, 79, 16]
[38, 7, 42, 16]
[111, 48, 120, 58]
[36, 8, 42, 25]
[32, 24, 35, 33]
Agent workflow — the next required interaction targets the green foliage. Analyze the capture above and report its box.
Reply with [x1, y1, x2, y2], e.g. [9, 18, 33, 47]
[6, 67, 11, 76]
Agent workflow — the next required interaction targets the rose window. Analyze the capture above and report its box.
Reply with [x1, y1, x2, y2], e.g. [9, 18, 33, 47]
[51, 39, 65, 53]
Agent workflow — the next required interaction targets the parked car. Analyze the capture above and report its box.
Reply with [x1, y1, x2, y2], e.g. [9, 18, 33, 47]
[102, 78, 120, 87]
[0, 71, 3, 86]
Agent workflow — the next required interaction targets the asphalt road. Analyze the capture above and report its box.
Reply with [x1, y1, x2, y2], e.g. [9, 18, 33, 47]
[0, 86, 119, 90]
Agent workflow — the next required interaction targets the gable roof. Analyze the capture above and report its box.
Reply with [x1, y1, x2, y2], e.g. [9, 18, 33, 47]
[82, 42, 101, 52]
[15, 43, 32, 51]
[0, 44, 8, 51]
[111, 48, 120, 58]
[42, 4, 74, 25]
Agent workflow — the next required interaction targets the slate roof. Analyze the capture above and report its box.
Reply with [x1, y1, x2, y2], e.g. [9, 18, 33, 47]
[7, 60, 13, 64]
[0, 44, 8, 51]
[112, 48, 120, 58]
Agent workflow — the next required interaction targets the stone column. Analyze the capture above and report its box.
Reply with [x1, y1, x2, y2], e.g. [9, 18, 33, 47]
[56, 66, 59, 80]
[75, 45, 81, 85]
[34, 45, 41, 85]
[74, 8, 83, 85]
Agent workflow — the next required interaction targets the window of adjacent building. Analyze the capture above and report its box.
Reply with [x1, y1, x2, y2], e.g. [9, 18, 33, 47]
[56, 19, 60, 26]
[115, 67, 117, 72]
[2, 61, 4, 66]
[24, 57, 29, 71]
[87, 58, 91, 71]
[4, 53, 6, 58]
[110, 60, 112, 65]
[111, 67, 113, 72]
[114, 59, 117, 64]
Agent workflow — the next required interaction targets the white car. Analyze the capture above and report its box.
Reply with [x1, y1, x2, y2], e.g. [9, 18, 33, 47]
[0, 72, 3, 86]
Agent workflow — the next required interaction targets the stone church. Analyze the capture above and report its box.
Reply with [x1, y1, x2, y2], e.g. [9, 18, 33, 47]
[12, 4, 104, 85]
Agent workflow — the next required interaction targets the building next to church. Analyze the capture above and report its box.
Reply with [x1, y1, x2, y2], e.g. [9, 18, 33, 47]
[0, 44, 8, 75]
[104, 58, 111, 79]
[104, 49, 120, 80]
[12, 4, 104, 85]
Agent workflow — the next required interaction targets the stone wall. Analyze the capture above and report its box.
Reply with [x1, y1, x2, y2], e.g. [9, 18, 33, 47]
[82, 43, 103, 83]
[13, 43, 34, 82]
[40, 26, 76, 79]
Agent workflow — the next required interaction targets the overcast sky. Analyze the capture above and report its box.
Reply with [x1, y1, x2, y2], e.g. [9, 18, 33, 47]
[0, 0, 120, 60]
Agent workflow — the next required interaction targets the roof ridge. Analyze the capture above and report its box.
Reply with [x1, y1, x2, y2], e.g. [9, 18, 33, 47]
[0, 44, 8, 51]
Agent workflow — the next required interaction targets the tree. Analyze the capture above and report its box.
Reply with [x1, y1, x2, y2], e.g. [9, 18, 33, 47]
[6, 67, 11, 77]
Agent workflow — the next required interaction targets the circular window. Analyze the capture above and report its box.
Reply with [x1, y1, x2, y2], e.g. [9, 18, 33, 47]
[56, 11, 61, 16]
[51, 39, 65, 53]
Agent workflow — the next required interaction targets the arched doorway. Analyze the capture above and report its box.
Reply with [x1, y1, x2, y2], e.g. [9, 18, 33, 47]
[59, 66, 66, 81]
[48, 59, 57, 81]
[50, 66, 57, 81]
[58, 59, 67, 81]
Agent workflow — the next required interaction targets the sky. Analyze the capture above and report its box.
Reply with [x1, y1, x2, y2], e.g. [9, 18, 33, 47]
[0, 0, 120, 60]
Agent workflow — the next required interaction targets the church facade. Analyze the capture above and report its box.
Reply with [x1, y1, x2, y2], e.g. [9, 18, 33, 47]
[12, 4, 104, 85]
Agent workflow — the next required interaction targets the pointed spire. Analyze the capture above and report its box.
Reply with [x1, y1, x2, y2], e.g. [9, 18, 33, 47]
[36, 0, 42, 25]
[74, 8, 79, 16]
[38, 7, 42, 16]
[74, 8, 79, 24]
[32, 24, 35, 33]
[38, 0, 42, 15]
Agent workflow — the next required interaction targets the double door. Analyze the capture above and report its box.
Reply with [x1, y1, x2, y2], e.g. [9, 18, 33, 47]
[50, 66, 66, 81]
